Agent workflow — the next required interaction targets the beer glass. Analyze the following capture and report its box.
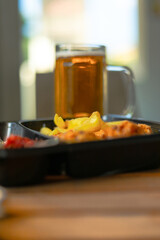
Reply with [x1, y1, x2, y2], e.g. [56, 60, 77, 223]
[54, 43, 135, 118]
[54, 44, 107, 118]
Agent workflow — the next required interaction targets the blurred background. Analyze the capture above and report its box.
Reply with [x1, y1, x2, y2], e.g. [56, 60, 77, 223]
[0, 0, 160, 121]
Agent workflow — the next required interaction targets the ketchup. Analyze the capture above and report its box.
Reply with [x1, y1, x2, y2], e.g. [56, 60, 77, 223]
[4, 135, 35, 149]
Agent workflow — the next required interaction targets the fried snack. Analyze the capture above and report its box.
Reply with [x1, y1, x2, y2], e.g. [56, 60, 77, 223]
[95, 120, 152, 139]
[57, 130, 100, 143]
[40, 111, 152, 143]
[40, 127, 53, 136]
[54, 114, 66, 129]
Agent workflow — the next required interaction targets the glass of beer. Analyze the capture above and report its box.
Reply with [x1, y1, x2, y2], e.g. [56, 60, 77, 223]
[54, 44, 107, 118]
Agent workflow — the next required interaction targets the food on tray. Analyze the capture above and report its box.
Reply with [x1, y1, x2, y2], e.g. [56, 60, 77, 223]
[3, 135, 35, 149]
[40, 111, 152, 143]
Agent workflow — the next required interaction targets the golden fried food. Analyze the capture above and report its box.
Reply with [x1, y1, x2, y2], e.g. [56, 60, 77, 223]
[40, 111, 152, 143]
[95, 120, 152, 139]
[57, 130, 99, 143]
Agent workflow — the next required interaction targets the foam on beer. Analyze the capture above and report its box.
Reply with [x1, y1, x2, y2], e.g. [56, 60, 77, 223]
[56, 50, 105, 58]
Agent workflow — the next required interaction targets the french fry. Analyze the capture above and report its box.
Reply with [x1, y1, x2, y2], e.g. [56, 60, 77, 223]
[66, 112, 101, 132]
[66, 117, 89, 130]
[54, 114, 66, 129]
[50, 127, 68, 136]
[40, 127, 52, 136]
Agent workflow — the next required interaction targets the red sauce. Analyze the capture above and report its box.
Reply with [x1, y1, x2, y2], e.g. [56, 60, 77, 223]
[4, 135, 35, 149]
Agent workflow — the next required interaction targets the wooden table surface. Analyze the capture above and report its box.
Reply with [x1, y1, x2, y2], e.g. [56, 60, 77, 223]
[1, 169, 160, 240]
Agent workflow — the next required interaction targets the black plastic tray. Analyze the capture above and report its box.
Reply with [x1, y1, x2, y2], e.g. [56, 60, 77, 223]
[20, 115, 160, 176]
[1, 115, 160, 186]
[0, 122, 58, 186]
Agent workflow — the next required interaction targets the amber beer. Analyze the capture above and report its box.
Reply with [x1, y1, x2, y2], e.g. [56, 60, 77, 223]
[54, 44, 106, 118]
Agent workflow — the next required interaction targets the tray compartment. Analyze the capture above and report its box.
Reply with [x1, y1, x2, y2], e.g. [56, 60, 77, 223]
[0, 122, 58, 186]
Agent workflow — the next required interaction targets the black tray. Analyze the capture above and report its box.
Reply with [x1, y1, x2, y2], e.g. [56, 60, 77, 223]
[0, 122, 58, 186]
[19, 115, 160, 178]
[1, 115, 160, 187]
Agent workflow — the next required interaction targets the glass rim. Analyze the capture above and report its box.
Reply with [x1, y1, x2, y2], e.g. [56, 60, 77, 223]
[56, 43, 106, 52]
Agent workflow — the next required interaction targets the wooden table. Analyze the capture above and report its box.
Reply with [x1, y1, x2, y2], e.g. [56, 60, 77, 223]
[1, 169, 160, 240]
